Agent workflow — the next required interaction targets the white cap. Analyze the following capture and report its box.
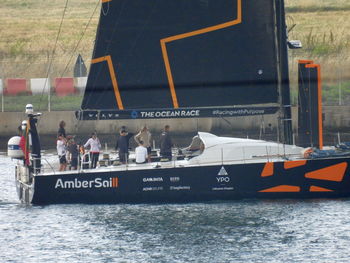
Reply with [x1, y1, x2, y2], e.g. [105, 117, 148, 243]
[25, 104, 33, 114]
[21, 120, 27, 130]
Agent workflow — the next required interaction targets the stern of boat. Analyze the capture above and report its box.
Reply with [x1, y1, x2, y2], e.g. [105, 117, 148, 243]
[15, 164, 34, 204]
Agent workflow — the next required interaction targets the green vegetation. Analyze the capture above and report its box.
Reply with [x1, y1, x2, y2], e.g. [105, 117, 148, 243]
[0, 0, 100, 78]
[1, 94, 82, 112]
[285, 0, 350, 105]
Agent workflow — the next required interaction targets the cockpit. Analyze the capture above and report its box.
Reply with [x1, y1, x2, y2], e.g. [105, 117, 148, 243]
[180, 135, 205, 158]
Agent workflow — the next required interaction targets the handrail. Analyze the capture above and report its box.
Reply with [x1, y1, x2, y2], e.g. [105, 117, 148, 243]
[32, 157, 56, 175]
[80, 152, 91, 170]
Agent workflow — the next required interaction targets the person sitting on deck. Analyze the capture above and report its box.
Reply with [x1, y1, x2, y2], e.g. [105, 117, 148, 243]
[134, 125, 152, 162]
[135, 141, 148, 164]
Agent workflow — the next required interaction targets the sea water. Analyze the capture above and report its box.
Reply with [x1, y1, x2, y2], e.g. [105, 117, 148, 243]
[1, 154, 350, 263]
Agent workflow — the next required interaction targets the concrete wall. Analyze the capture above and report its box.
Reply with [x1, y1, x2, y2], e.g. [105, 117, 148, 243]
[1, 106, 350, 137]
[1, 106, 350, 149]
[0, 111, 213, 136]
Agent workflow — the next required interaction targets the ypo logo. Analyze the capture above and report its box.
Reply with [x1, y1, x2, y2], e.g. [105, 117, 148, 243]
[216, 177, 230, 183]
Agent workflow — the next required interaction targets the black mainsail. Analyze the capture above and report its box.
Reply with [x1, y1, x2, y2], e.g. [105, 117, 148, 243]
[79, 0, 290, 125]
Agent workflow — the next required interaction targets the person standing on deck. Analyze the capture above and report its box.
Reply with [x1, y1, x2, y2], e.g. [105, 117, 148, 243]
[57, 134, 67, 171]
[67, 137, 79, 170]
[160, 125, 173, 160]
[115, 127, 134, 164]
[134, 125, 152, 162]
[57, 120, 66, 138]
[84, 132, 101, 168]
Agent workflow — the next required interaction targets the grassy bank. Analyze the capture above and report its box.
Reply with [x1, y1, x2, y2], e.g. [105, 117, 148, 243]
[285, 0, 350, 104]
[1, 94, 82, 112]
[0, 0, 349, 107]
[0, 0, 100, 79]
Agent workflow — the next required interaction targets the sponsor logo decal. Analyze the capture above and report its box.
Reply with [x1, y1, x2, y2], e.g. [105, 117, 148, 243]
[143, 186, 163, 191]
[140, 110, 200, 118]
[131, 110, 138, 119]
[170, 177, 180, 182]
[212, 187, 234, 191]
[212, 109, 265, 116]
[218, 166, 228, 176]
[55, 177, 118, 189]
[213, 166, 234, 191]
[216, 176, 230, 183]
[170, 186, 191, 191]
[143, 177, 163, 182]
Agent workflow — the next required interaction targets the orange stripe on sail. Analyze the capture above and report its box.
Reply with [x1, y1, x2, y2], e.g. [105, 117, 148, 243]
[305, 162, 348, 182]
[160, 0, 242, 108]
[91, 55, 124, 109]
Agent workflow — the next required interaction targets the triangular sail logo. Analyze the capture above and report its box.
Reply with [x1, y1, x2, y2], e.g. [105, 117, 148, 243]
[218, 166, 228, 176]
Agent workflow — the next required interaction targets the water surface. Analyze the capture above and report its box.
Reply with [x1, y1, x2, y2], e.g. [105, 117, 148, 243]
[1, 155, 350, 262]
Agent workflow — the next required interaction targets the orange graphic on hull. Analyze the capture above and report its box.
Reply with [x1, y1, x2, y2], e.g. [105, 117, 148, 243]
[112, 177, 119, 188]
[259, 185, 301, 193]
[309, 186, 333, 192]
[305, 162, 348, 182]
[261, 162, 274, 177]
[284, 160, 307, 169]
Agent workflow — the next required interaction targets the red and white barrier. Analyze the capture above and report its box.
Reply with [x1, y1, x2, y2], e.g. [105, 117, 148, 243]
[55, 77, 75, 97]
[30, 78, 51, 95]
[75, 77, 87, 94]
[5, 78, 28, 95]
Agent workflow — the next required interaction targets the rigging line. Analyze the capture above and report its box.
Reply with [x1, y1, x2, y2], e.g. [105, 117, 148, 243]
[220, 116, 235, 135]
[38, 0, 70, 112]
[57, 0, 100, 88]
[57, 0, 101, 132]
[87, 1, 128, 106]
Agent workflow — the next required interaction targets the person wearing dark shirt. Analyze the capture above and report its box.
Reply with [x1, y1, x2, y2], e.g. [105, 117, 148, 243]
[58, 120, 66, 138]
[115, 128, 134, 164]
[160, 125, 173, 160]
[67, 138, 79, 170]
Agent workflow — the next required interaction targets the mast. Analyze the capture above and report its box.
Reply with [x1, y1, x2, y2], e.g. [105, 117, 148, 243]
[275, 0, 293, 144]
[280, 0, 293, 145]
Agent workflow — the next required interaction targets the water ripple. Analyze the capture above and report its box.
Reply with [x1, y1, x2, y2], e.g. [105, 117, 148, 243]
[1, 156, 350, 262]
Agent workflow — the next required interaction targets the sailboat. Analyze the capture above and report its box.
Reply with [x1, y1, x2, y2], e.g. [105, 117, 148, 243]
[8, 0, 350, 204]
